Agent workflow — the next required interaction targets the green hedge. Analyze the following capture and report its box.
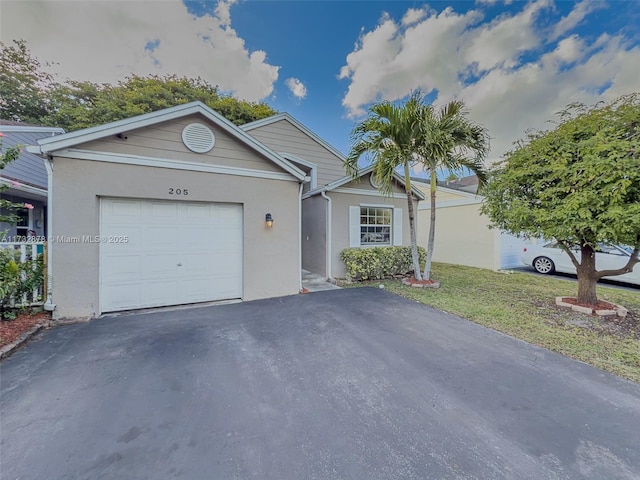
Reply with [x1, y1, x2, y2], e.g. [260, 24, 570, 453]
[340, 246, 426, 281]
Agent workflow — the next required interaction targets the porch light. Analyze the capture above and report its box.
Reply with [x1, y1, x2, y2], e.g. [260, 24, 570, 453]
[265, 213, 274, 228]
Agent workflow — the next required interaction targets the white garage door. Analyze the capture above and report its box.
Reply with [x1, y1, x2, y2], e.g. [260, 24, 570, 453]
[100, 198, 242, 312]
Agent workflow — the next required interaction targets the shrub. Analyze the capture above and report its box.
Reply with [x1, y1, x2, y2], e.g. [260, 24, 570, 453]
[340, 246, 427, 281]
[0, 248, 44, 320]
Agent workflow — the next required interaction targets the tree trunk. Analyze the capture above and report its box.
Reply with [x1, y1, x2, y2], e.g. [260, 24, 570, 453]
[404, 163, 422, 281]
[423, 170, 437, 280]
[576, 244, 598, 305]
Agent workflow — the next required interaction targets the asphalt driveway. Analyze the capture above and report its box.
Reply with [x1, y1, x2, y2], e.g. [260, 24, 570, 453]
[2, 288, 639, 480]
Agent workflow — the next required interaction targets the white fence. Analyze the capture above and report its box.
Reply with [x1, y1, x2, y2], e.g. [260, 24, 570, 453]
[0, 241, 46, 306]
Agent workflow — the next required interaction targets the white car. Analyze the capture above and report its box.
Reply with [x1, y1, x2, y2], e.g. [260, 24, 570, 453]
[521, 242, 640, 287]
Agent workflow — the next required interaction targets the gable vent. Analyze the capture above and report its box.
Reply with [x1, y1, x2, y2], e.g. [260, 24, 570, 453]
[182, 123, 215, 153]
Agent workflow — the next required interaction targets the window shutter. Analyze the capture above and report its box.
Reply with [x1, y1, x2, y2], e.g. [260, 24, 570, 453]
[349, 206, 361, 247]
[393, 208, 403, 245]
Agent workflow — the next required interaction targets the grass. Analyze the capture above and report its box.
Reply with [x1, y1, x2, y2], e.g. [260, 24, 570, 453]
[345, 263, 640, 383]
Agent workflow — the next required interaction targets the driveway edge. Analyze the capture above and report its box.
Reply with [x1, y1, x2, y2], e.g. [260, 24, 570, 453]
[0, 323, 48, 360]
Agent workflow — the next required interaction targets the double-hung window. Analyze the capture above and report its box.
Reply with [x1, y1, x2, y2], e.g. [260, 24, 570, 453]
[349, 205, 403, 247]
[360, 207, 391, 245]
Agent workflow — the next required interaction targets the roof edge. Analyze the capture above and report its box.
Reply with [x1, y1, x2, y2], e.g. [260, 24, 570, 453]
[28, 102, 306, 181]
[303, 165, 426, 201]
[0, 125, 65, 134]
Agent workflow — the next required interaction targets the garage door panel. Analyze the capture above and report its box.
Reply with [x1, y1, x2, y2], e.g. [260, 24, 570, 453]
[145, 280, 179, 305]
[178, 278, 215, 302]
[102, 255, 142, 278]
[103, 201, 142, 227]
[218, 204, 242, 220]
[102, 283, 142, 311]
[183, 203, 211, 219]
[210, 252, 242, 273]
[149, 202, 178, 219]
[100, 198, 243, 313]
[182, 227, 212, 249]
[212, 229, 242, 250]
[179, 276, 239, 302]
[144, 227, 176, 247]
[180, 253, 213, 272]
[143, 254, 179, 276]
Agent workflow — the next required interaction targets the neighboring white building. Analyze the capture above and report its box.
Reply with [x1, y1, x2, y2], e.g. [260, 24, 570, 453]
[414, 176, 530, 271]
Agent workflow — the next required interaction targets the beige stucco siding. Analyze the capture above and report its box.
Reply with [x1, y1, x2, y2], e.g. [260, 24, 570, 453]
[50, 157, 300, 320]
[301, 195, 327, 277]
[329, 190, 418, 279]
[414, 183, 497, 270]
[245, 119, 346, 187]
[79, 115, 284, 173]
[417, 202, 496, 270]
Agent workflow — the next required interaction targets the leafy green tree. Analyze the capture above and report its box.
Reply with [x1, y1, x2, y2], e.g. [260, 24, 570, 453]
[346, 92, 425, 280]
[42, 75, 275, 130]
[42, 75, 277, 130]
[482, 95, 640, 305]
[415, 98, 490, 281]
[0, 40, 55, 123]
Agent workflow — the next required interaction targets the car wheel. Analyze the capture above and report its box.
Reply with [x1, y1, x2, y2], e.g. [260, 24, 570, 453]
[533, 256, 555, 274]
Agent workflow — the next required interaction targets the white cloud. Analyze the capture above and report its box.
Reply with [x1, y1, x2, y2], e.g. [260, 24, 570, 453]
[463, 0, 552, 72]
[340, 1, 638, 161]
[551, 0, 605, 41]
[285, 77, 308, 99]
[0, 0, 279, 102]
[401, 8, 427, 26]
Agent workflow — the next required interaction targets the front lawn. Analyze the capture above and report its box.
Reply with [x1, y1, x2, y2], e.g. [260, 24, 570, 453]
[345, 263, 640, 383]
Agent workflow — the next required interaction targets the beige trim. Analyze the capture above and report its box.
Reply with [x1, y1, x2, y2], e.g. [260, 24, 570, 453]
[358, 202, 394, 208]
[418, 196, 483, 209]
[332, 187, 408, 199]
[53, 149, 300, 182]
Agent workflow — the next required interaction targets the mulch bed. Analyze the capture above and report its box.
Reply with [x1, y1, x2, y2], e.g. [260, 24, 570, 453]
[559, 297, 618, 311]
[0, 311, 51, 348]
[402, 277, 441, 288]
[542, 299, 640, 339]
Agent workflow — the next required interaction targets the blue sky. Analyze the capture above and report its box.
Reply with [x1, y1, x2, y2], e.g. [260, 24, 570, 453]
[1, 0, 639, 164]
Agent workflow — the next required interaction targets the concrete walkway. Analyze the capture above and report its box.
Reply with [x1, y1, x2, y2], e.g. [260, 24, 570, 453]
[302, 269, 341, 292]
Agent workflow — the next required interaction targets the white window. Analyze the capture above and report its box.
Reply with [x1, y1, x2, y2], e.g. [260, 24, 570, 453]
[349, 205, 403, 247]
[360, 207, 391, 245]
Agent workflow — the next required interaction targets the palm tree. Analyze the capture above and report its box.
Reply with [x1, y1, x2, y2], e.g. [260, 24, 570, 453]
[345, 92, 425, 281]
[415, 99, 490, 281]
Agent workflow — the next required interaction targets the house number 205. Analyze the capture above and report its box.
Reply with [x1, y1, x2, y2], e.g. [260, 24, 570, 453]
[169, 188, 189, 195]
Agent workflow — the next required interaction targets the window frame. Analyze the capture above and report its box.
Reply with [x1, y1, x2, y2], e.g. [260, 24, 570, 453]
[359, 205, 392, 246]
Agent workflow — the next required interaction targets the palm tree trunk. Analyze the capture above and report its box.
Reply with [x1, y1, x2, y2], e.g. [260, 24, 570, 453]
[423, 170, 437, 280]
[404, 163, 422, 281]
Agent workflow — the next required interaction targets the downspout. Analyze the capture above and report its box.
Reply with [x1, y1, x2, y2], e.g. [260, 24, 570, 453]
[298, 181, 304, 293]
[321, 191, 332, 280]
[43, 156, 56, 312]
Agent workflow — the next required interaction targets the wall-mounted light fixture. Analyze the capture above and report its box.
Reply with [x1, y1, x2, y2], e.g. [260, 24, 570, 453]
[265, 213, 274, 228]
